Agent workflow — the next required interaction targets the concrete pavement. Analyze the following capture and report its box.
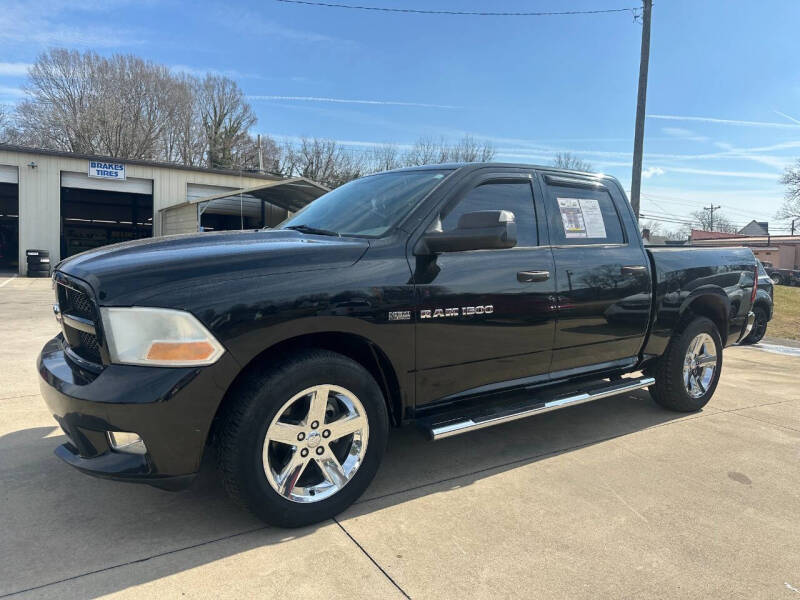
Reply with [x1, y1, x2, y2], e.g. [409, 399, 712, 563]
[1, 278, 799, 599]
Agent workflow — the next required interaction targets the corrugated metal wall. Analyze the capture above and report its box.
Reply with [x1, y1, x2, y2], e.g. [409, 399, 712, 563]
[0, 149, 270, 274]
[161, 204, 198, 236]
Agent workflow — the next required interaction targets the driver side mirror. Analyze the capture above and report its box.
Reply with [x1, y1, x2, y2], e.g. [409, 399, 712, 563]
[415, 210, 517, 254]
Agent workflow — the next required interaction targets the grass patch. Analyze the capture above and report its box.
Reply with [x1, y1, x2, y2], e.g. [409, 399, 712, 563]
[768, 285, 800, 341]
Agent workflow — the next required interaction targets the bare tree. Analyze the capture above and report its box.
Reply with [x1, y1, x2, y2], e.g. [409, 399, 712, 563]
[278, 137, 365, 188]
[675, 209, 738, 239]
[778, 159, 800, 222]
[253, 135, 283, 174]
[552, 152, 593, 172]
[197, 75, 256, 169]
[449, 134, 495, 162]
[15, 49, 183, 160]
[160, 74, 205, 166]
[369, 143, 402, 172]
[5, 48, 505, 185]
[403, 135, 494, 166]
[404, 136, 441, 166]
[690, 209, 737, 233]
[0, 105, 11, 143]
[639, 219, 664, 237]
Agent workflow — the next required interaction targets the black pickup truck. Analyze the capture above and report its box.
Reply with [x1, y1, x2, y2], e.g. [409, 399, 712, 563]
[39, 163, 757, 527]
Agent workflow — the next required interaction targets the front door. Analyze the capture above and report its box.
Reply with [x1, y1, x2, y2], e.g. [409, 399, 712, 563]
[412, 168, 556, 406]
[540, 173, 652, 374]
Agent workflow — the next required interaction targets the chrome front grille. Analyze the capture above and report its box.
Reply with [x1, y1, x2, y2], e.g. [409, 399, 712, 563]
[56, 280, 102, 364]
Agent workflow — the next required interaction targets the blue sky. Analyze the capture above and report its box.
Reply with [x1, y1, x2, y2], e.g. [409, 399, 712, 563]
[2, 0, 799, 232]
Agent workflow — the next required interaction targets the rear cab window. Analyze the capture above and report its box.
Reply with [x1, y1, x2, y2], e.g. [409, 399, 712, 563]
[541, 177, 626, 246]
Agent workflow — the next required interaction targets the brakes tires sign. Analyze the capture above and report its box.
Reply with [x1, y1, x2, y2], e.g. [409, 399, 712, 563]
[88, 161, 126, 180]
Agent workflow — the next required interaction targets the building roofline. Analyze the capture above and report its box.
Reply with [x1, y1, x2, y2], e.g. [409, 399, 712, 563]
[159, 177, 329, 212]
[692, 235, 800, 244]
[0, 143, 284, 181]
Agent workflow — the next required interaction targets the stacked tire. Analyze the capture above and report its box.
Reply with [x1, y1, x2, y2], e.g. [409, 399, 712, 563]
[26, 249, 51, 278]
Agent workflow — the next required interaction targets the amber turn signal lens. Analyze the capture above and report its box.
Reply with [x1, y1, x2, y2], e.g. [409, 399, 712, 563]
[146, 341, 216, 362]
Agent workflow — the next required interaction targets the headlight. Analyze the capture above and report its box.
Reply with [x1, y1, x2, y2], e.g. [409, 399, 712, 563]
[100, 307, 225, 367]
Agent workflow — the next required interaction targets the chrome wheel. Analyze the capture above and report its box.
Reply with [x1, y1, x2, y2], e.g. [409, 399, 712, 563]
[682, 333, 717, 398]
[262, 385, 369, 504]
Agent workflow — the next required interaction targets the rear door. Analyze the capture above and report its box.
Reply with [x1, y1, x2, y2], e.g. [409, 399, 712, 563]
[539, 173, 652, 374]
[412, 167, 556, 406]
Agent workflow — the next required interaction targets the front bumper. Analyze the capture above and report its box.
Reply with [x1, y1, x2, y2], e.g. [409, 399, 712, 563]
[38, 335, 239, 490]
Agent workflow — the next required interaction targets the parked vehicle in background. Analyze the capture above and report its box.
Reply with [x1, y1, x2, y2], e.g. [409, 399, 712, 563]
[38, 163, 759, 527]
[762, 262, 800, 286]
[740, 260, 773, 344]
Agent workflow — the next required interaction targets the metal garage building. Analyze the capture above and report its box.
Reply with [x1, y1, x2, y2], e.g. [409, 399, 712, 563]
[0, 144, 327, 275]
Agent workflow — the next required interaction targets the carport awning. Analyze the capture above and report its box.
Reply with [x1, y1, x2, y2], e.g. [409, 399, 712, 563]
[162, 177, 329, 215]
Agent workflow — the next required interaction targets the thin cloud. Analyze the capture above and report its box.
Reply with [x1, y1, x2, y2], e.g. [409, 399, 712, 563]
[215, 7, 350, 45]
[171, 64, 265, 80]
[250, 95, 462, 109]
[0, 62, 32, 76]
[774, 110, 800, 125]
[648, 114, 800, 130]
[660, 166, 778, 180]
[0, 85, 25, 97]
[0, 1, 145, 48]
[661, 127, 709, 143]
[642, 166, 665, 178]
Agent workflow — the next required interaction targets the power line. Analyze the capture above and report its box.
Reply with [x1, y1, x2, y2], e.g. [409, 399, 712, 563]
[275, 0, 639, 17]
[641, 192, 775, 220]
[704, 204, 721, 231]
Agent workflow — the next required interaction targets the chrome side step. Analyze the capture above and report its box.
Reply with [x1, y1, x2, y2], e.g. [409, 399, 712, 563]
[427, 376, 655, 441]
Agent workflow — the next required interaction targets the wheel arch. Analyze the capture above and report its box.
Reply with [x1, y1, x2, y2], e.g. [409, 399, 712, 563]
[680, 291, 729, 344]
[212, 331, 405, 440]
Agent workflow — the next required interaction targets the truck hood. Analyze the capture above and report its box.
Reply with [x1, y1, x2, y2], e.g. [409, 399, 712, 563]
[57, 229, 370, 305]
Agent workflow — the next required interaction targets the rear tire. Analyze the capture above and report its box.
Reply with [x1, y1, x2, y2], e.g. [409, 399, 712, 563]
[741, 305, 768, 345]
[770, 273, 782, 285]
[650, 316, 722, 412]
[216, 349, 389, 528]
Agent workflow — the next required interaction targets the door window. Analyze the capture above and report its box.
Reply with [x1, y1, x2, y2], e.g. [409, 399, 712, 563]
[545, 184, 625, 245]
[439, 180, 538, 247]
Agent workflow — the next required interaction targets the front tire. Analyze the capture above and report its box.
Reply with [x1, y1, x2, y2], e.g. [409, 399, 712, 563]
[650, 317, 722, 412]
[216, 350, 389, 527]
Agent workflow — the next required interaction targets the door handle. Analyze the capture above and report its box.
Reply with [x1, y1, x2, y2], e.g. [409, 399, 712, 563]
[517, 270, 550, 283]
[621, 265, 648, 275]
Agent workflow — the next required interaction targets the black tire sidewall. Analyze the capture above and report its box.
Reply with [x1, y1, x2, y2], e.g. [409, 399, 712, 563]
[229, 351, 388, 527]
[665, 317, 722, 410]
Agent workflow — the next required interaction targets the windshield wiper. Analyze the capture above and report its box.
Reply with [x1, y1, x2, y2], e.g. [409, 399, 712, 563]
[284, 224, 341, 237]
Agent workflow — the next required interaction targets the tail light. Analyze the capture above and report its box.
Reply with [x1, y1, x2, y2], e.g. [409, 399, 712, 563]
[750, 264, 758, 306]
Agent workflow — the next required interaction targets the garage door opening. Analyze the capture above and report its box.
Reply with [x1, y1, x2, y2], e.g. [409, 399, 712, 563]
[60, 173, 153, 258]
[0, 165, 19, 272]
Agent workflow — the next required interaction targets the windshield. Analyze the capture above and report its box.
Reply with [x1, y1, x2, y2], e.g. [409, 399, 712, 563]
[279, 169, 451, 237]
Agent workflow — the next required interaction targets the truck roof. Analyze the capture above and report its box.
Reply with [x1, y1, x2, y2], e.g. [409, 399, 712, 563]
[387, 162, 610, 180]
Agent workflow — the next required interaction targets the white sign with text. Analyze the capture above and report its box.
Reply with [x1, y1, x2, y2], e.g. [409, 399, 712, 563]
[88, 161, 126, 180]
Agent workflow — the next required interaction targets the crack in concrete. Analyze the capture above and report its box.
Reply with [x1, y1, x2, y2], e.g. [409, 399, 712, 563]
[333, 518, 411, 599]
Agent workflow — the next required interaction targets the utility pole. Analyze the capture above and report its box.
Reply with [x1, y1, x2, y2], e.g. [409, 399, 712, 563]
[257, 134, 264, 173]
[792, 217, 797, 236]
[630, 0, 652, 221]
[704, 204, 721, 231]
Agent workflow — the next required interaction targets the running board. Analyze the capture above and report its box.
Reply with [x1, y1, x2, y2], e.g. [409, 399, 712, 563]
[425, 376, 655, 441]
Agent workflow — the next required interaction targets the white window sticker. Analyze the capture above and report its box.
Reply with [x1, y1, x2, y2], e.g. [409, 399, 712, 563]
[557, 197, 607, 239]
